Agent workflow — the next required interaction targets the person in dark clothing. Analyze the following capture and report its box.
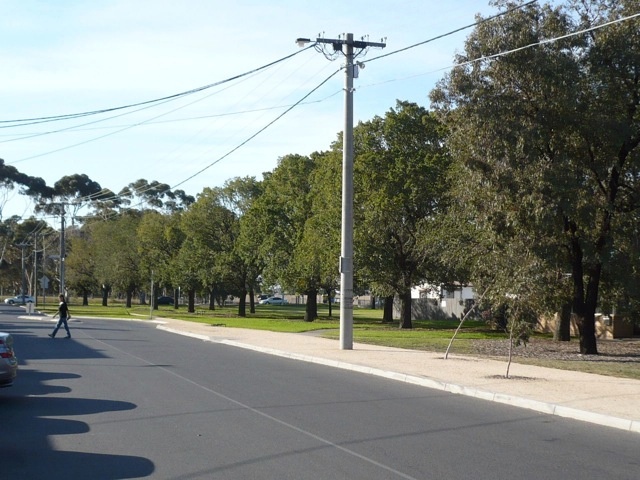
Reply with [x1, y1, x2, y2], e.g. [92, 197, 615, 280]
[49, 294, 71, 338]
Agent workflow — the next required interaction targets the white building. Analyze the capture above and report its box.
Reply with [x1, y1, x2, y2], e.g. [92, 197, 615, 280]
[410, 283, 477, 319]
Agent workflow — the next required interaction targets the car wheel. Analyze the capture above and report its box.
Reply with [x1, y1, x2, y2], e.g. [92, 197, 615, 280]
[8, 300, 14, 305]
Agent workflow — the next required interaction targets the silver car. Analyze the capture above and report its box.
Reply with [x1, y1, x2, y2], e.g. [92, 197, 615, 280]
[258, 296, 288, 305]
[4, 295, 35, 305]
[0, 332, 17, 387]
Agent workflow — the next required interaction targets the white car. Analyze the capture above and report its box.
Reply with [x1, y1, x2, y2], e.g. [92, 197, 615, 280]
[0, 332, 17, 387]
[4, 295, 35, 305]
[258, 296, 288, 305]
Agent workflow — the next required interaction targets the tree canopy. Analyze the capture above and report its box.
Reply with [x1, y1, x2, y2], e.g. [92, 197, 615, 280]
[431, 0, 640, 353]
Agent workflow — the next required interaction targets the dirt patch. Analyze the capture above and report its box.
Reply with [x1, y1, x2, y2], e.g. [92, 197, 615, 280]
[471, 337, 640, 362]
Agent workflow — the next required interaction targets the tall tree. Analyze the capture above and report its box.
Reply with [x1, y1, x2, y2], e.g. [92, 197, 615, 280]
[36, 173, 103, 223]
[253, 154, 320, 321]
[219, 177, 264, 313]
[120, 179, 194, 213]
[353, 101, 452, 328]
[137, 211, 184, 307]
[181, 188, 243, 314]
[90, 213, 143, 307]
[0, 158, 54, 220]
[65, 232, 98, 305]
[431, 0, 640, 354]
[299, 150, 342, 317]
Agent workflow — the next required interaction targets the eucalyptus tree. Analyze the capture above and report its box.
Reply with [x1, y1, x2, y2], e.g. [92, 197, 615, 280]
[170, 237, 202, 313]
[253, 154, 321, 321]
[353, 101, 452, 329]
[218, 177, 264, 312]
[65, 232, 99, 305]
[88, 188, 125, 220]
[36, 173, 103, 224]
[0, 216, 49, 295]
[181, 188, 245, 314]
[296, 150, 342, 318]
[137, 210, 184, 308]
[90, 213, 143, 307]
[431, 0, 640, 354]
[119, 179, 194, 214]
[0, 158, 53, 221]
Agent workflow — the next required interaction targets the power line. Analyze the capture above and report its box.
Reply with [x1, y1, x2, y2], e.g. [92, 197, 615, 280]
[9, 2, 639, 223]
[366, 0, 540, 64]
[0, 44, 316, 128]
[0, 93, 342, 138]
[59, 67, 341, 217]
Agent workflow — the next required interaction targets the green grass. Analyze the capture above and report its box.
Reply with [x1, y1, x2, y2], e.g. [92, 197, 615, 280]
[38, 299, 640, 380]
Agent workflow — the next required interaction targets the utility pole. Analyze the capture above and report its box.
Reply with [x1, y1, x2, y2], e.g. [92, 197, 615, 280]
[33, 234, 37, 306]
[42, 233, 48, 306]
[296, 34, 385, 350]
[59, 204, 66, 297]
[16, 242, 29, 304]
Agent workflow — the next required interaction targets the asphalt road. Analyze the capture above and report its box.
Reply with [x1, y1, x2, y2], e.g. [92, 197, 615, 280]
[1, 311, 639, 480]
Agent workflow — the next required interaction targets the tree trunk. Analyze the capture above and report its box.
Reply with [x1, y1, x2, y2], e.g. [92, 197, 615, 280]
[567, 218, 598, 354]
[101, 285, 109, 307]
[173, 288, 179, 310]
[370, 295, 376, 309]
[399, 290, 413, 329]
[238, 289, 247, 317]
[304, 288, 318, 322]
[554, 303, 572, 341]
[209, 287, 216, 311]
[82, 290, 89, 306]
[579, 270, 601, 354]
[249, 289, 255, 314]
[125, 290, 132, 308]
[188, 290, 195, 313]
[382, 295, 394, 323]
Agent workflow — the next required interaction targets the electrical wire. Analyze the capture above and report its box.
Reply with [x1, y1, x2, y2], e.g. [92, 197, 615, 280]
[365, 0, 540, 64]
[74, 66, 342, 215]
[7, 1, 639, 222]
[170, 67, 341, 191]
[0, 44, 316, 128]
[7, 70, 271, 164]
[0, 67, 266, 144]
[0, 93, 342, 137]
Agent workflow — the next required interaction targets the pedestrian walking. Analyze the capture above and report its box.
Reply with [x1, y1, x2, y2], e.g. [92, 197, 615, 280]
[49, 294, 71, 339]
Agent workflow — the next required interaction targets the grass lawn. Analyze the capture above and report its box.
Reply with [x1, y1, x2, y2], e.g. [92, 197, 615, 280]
[37, 298, 640, 380]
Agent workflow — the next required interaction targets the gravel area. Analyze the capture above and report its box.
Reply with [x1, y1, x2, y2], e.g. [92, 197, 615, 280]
[471, 337, 640, 362]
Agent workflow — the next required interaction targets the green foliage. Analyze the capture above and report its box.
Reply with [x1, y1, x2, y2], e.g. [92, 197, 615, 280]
[251, 153, 327, 320]
[431, 0, 640, 354]
[88, 214, 143, 305]
[353, 101, 452, 327]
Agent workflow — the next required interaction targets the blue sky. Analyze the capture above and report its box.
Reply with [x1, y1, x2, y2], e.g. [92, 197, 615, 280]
[1, 0, 508, 221]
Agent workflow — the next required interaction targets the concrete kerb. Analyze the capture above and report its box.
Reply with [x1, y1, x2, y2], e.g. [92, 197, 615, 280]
[155, 324, 639, 435]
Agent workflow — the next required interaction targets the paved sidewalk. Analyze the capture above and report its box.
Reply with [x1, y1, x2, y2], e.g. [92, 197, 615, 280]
[154, 318, 640, 434]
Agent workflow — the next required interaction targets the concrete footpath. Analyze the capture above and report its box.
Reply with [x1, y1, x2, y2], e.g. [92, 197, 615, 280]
[151, 318, 640, 435]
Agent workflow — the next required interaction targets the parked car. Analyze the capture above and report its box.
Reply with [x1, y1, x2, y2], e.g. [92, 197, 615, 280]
[259, 296, 288, 305]
[156, 296, 174, 305]
[0, 332, 17, 387]
[4, 295, 35, 305]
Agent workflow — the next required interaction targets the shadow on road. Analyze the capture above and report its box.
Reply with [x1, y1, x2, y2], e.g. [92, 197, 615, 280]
[0, 316, 155, 479]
